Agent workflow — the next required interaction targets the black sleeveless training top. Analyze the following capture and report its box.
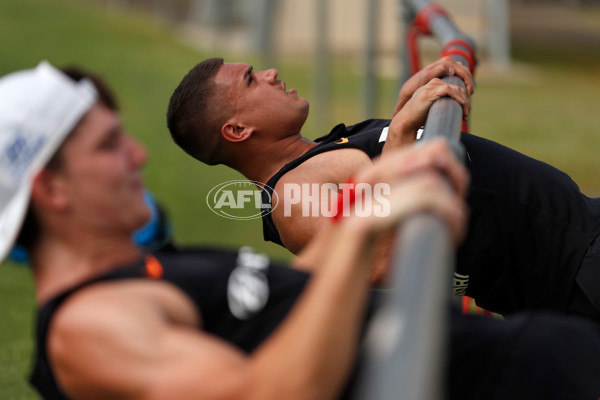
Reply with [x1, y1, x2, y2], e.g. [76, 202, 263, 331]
[261, 119, 600, 315]
[29, 246, 311, 400]
[261, 119, 390, 245]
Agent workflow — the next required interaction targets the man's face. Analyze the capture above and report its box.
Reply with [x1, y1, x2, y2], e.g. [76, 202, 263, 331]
[215, 62, 310, 136]
[56, 103, 151, 236]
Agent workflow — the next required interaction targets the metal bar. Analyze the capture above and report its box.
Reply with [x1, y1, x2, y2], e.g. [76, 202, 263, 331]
[399, 2, 471, 136]
[424, 75, 466, 142]
[399, 0, 476, 81]
[356, 1, 473, 399]
[356, 215, 454, 400]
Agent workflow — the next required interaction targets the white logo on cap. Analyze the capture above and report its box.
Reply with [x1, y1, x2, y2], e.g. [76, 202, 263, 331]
[1, 132, 46, 184]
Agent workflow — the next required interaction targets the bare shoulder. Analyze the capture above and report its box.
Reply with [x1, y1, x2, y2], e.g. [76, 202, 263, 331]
[272, 147, 371, 207]
[46, 279, 253, 400]
[47, 280, 200, 399]
[270, 148, 372, 253]
[50, 280, 198, 337]
[278, 147, 372, 188]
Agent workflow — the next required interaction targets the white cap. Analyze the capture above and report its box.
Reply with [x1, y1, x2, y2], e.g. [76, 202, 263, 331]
[0, 61, 97, 263]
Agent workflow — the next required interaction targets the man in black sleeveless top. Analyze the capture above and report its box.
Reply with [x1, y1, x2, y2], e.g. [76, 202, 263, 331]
[167, 57, 600, 322]
[3, 63, 600, 400]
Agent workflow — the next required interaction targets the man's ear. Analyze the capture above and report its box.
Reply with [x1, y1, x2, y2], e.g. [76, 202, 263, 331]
[221, 120, 255, 143]
[30, 169, 69, 212]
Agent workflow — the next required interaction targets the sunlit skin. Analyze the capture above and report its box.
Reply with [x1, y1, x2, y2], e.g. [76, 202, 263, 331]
[213, 62, 317, 188]
[216, 62, 310, 141]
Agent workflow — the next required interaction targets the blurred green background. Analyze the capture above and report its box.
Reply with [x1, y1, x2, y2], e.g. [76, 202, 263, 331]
[1, 0, 599, 398]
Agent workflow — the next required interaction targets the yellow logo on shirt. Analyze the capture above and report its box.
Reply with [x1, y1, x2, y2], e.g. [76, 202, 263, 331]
[336, 137, 349, 144]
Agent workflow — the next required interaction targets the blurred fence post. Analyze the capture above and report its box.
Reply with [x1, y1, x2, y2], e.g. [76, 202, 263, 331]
[253, 0, 278, 68]
[399, 3, 417, 88]
[363, 0, 380, 118]
[154, 0, 175, 23]
[486, 0, 510, 71]
[314, 0, 331, 130]
[187, 0, 232, 26]
[106, 0, 132, 12]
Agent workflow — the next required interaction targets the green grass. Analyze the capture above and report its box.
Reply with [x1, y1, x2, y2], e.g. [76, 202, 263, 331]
[471, 67, 600, 192]
[0, 262, 36, 399]
[1, 0, 600, 398]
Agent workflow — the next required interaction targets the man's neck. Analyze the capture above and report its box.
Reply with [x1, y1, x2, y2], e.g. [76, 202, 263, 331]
[235, 134, 317, 185]
[32, 233, 142, 305]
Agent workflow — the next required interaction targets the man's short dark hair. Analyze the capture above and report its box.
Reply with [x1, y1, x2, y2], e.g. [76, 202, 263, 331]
[61, 67, 119, 112]
[166, 58, 228, 166]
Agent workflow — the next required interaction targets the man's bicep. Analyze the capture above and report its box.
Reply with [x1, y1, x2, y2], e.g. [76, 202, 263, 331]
[48, 291, 249, 400]
[140, 327, 251, 400]
[272, 149, 373, 254]
[276, 207, 327, 254]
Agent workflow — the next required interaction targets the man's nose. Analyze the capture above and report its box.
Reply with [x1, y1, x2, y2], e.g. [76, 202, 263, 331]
[126, 135, 148, 168]
[259, 68, 279, 84]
